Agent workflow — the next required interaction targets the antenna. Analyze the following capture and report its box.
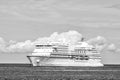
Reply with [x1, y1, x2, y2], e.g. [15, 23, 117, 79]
[81, 37, 84, 42]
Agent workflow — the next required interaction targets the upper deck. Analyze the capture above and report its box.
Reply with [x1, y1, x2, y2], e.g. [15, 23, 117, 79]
[31, 41, 101, 58]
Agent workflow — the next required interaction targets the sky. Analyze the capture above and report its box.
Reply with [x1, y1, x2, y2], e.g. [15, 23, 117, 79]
[0, 0, 120, 64]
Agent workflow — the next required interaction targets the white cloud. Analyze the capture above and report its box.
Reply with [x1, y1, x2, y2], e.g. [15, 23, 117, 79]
[0, 30, 118, 53]
[87, 36, 107, 51]
[87, 36, 120, 53]
[107, 43, 116, 51]
[6, 40, 34, 53]
[106, 43, 120, 53]
[35, 30, 82, 45]
[0, 30, 82, 53]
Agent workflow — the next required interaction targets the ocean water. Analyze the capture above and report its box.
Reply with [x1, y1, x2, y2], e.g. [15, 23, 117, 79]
[0, 64, 120, 80]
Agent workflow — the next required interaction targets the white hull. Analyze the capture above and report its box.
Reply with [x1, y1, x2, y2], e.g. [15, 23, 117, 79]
[27, 56, 103, 67]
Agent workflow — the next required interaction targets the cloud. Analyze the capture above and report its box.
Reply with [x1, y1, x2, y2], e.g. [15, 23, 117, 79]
[106, 43, 120, 53]
[87, 36, 120, 53]
[0, 39, 34, 53]
[87, 36, 107, 51]
[107, 43, 116, 51]
[0, 30, 118, 53]
[35, 30, 82, 45]
[6, 40, 34, 53]
[0, 30, 83, 53]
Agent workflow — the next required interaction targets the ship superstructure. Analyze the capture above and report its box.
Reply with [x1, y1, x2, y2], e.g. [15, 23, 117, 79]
[27, 40, 103, 66]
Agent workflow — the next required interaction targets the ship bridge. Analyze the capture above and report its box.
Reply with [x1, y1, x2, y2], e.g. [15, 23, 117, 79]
[73, 42, 98, 54]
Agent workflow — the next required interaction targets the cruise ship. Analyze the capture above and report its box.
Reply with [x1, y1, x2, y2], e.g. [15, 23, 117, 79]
[27, 39, 103, 66]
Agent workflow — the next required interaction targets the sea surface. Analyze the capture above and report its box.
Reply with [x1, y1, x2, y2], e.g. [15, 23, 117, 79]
[0, 64, 120, 80]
